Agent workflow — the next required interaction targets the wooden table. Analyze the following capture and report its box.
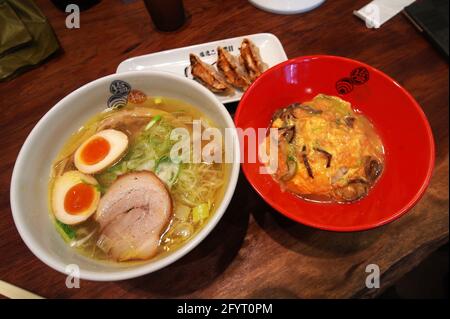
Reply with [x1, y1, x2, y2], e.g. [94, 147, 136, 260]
[0, 0, 448, 299]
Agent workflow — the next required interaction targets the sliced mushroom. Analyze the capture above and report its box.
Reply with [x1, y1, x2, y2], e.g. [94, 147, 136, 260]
[279, 125, 295, 143]
[314, 147, 332, 168]
[281, 156, 297, 181]
[281, 106, 297, 123]
[273, 102, 323, 126]
[296, 103, 323, 115]
[365, 156, 383, 182]
[334, 178, 369, 201]
[344, 116, 356, 128]
[348, 177, 369, 185]
[271, 105, 296, 127]
[301, 145, 314, 178]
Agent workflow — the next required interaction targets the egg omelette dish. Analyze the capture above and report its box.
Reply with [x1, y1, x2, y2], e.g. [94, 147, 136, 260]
[266, 94, 384, 202]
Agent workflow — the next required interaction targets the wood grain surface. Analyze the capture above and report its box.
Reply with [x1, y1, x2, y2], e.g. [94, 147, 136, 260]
[0, 0, 448, 299]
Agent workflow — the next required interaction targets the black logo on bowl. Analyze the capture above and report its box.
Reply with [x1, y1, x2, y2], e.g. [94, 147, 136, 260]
[336, 78, 354, 95]
[108, 80, 131, 109]
[350, 67, 370, 85]
[110, 80, 131, 95]
[336, 67, 370, 95]
[107, 94, 128, 109]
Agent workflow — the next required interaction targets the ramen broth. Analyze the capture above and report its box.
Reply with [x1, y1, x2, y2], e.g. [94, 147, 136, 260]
[49, 96, 228, 262]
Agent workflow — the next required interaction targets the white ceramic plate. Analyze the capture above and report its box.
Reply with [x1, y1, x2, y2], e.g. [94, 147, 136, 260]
[249, 0, 325, 14]
[117, 33, 288, 104]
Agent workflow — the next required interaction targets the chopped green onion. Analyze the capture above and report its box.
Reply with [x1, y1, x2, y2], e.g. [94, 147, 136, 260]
[145, 115, 162, 130]
[174, 204, 191, 221]
[81, 179, 105, 194]
[155, 156, 180, 187]
[192, 203, 210, 223]
[93, 184, 105, 194]
[55, 219, 76, 242]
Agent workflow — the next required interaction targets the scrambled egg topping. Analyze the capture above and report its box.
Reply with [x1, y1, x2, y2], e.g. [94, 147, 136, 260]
[268, 94, 384, 202]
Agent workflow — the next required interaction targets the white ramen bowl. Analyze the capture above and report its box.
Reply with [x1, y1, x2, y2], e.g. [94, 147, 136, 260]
[10, 71, 240, 281]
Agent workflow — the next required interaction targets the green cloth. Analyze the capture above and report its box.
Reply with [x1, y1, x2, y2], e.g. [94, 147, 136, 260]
[0, 0, 60, 81]
[0, 1, 32, 57]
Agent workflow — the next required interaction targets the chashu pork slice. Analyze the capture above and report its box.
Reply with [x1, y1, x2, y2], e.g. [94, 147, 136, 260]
[217, 47, 251, 91]
[189, 53, 234, 95]
[95, 171, 172, 261]
[239, 38, 268, 82]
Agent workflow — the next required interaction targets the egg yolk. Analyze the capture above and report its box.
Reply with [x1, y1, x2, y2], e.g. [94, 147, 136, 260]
[64, 183, 95, 215]
[81, 136, 110, 165]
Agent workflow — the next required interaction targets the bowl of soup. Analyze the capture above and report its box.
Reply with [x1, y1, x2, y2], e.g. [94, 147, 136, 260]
[235, 55, 435, 231]
[10, 71, 240, 281]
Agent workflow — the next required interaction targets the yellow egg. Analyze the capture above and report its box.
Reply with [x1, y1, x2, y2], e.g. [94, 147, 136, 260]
[74, 129, 128, 174]
[52, 171, 101, 225]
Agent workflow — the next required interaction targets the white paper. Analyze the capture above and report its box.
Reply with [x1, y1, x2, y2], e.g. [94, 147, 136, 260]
[354, 0, 416, 28]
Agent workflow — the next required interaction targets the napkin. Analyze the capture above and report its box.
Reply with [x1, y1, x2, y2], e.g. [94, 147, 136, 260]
[354, 0, 416, 28]
[0, 0, 60, 81]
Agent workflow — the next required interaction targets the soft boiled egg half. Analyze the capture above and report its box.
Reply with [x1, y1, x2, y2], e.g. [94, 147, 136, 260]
[74, 129, 128, 174]
[52, 171, 101, 225]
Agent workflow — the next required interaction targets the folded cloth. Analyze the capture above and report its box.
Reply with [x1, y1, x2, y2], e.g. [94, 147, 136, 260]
[0, 0, 32, 57]
[0, 0, 60, 81]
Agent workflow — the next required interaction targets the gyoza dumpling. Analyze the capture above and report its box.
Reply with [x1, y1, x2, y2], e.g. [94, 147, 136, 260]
[217, 46, 251, 91]
[189, 53, 234, 95]
[239, 38, 268, 82]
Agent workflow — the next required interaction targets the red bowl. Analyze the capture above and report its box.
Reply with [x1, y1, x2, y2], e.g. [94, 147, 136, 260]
[235, 55, 435, 231]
